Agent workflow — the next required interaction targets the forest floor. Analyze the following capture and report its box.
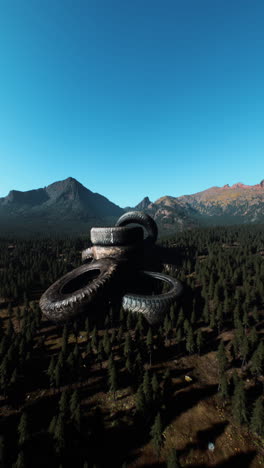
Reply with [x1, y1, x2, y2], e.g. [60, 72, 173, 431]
[1, 304, 264, 467]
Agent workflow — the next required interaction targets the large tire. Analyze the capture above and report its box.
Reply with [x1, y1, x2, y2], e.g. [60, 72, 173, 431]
[115, 211, 158, 245]
[90, 226, 143, 246]
[122, 271, 183, 325]
[39, 259, 119, 322]
[81, 247, 94, 263]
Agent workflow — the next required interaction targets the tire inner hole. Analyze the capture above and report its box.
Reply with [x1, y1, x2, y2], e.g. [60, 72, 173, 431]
[61, 269, 101, 294]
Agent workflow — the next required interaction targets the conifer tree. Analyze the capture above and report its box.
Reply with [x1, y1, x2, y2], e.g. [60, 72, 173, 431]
[150, 412, 164, 458]
[133, 352, 144, 388]
[54, 413, 65, 454]
[15, 450, 26, 468]
[217, 341, 228, 375]
[18, 412, 29, 446]
[240, 334, 249, 367]
[108, 360, 118, 400]
[124, 332, 132, 359]
[186, 326, 195, 355]
[177, 307, 184, 327]
[218, 372, 229, 401]
[163, 369, 173, 401]
[250, 343, 263, 379]
[135, 384, 146, 416]
[151, 372, 160, 402]
[167, 448, 181, 468]
[146, 327, 153, 366]
[250, 396, 264, 436]
[143, 369, 152, 404]
[196, 329, 203, 356]
[232, 378, 247, 425]
[125, 355, 133, 374]
[59, 390, 69, 417]
[249, 326, 258, 350]
[70, 390, 79, 417]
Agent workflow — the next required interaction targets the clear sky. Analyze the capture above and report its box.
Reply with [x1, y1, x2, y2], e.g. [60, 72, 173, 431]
[0, 0, 264, 208]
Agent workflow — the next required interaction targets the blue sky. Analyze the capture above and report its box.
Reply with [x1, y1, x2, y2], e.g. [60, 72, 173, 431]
[0, 0, 264, 207]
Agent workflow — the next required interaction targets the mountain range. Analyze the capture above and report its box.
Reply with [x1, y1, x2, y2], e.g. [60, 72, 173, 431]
[0, 177, 263, 237]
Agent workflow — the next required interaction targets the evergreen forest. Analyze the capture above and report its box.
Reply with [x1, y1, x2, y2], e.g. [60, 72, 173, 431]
[0, 223, 263, 467]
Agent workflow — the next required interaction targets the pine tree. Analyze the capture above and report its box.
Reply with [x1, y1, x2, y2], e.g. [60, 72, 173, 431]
[146, 327, 153, 366]
[103, 330, 111, 356]
[177, 307, 184, 327]
[163, 369, 173, 401]
[70, 390, 79, 416]
[250, 343, 263, 379]
[218, 372, 229, 401]
[217, 341, 228, 375]
[196, 329, 203, 355]
[249, 326, 258, 350]
[108, 361, 118, 400]
[150, 412, 164, 457]
[59, 390, 69, 417]
[151, 372, 160, 401]
[250, 397, 264, 436]
[186, 326, 195, 355]
[232, 378, 247, 425]
[135, 384, 147, 416]
[48, 415, 57, 435]
[143, 369, 152, 404]
[14, 450, 26, 468]
[167, 448, 181, 468]
[18, 412, 29, 446]
[125, 354, 133, 374]
[124, 332, 132, 359]
[54, 413, 65, 454]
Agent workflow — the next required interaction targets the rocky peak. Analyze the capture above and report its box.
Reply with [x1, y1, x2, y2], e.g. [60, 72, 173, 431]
[135, 196, 152, 210]
[260, 179, 264, 188]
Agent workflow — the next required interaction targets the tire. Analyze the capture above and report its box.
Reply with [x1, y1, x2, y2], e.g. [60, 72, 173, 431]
[122, 270, 183, 325]
[90, 226, 143, 246]
[81, 247, 94, 263]
[115, 211, 158, 245]
[39, 258, 119, 322]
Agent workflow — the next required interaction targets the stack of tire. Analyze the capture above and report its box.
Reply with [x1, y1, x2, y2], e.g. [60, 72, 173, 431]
[39, 212, 183, 325]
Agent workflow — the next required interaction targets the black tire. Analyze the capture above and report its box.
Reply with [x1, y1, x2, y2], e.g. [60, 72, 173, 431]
[115, 211, 158, 245]
[90, 226, 143, 246]
[122, 271, 183, 325]
[39, 259, 119, 322]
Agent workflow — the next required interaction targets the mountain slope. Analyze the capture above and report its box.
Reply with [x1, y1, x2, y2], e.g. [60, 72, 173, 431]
[0, 177, 124, 236]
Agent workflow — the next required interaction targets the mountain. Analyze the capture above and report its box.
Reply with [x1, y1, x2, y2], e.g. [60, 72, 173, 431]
[0, 177, 124, 236]
[1, 178, 264, 238]
[130, 180, 264, 235]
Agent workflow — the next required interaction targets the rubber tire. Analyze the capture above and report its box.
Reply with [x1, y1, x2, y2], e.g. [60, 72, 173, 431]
[39, 258, 119, 322]
[81, 247, 94, 262]
[115, 211, 158, 245]
[90, 226, 143, 246]
[122, 270, 183, 325]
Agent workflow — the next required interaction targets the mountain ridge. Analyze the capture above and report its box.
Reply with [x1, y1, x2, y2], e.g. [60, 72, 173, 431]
[0, 177, 264, 236]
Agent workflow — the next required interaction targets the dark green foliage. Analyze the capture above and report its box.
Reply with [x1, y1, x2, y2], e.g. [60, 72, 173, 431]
[250, 397, 264, 436]
[18, 412, 29, 446]
[143, 369, 152, 403]
[150, 412, 164, 457]
[186, 326, 195, 354]
[146, 327, 153, 365]
[167, 448, 181, 468]
[217, 341, 228, 374]
[232, 377, 247, 425]
[108, 360, 118, 399]
[196, 329, 203, 355]
[218, 372, 229, 400]
[136, 384, 147, 415]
